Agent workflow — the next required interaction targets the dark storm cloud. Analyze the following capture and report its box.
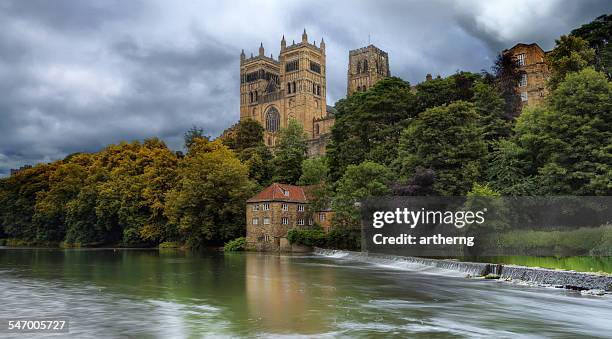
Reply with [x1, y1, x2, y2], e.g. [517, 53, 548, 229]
[0, 0, 609, 176]
[2, 0, 144, 32]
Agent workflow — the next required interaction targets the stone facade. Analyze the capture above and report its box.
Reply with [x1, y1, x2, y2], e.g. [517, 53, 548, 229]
[246, 183, 329, 251]
[240, 34, 394, 156]
[347, 44, 390, 96]
[239, 30, 334, 155]
[503, 43, 550, 108]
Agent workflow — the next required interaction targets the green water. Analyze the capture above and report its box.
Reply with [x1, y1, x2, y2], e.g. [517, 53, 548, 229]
[1, 247, 611, 338]
[468, 256, 612, 274]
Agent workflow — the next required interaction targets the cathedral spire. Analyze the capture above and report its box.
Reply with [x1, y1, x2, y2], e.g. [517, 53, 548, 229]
[259, 42, 264, 56]
[240, 49, 245, 61]
[320, 37, 325, 51]
[281, 35, 286, 50]
[302, 28, 308, 43]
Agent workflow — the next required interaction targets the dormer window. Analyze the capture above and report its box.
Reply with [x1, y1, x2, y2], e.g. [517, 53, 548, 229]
[282, 188, 289, 197]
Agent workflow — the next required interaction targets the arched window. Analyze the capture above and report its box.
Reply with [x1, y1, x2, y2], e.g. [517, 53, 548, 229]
[315, 124, 320, 135]
[363, 60, 368, 72]
[292, 82, 296, 93]
[317, 85, 321, 96]
[265, 107, 280, 132]
[249, 92, 253, 102]
[287, 82, 291, 94]
[312, 83, 316, 93]
[356, 61, 361, 74]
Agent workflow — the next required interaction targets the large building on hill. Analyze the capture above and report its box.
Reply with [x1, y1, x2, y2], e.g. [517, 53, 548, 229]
[239, 31, 390, 156]
[503, 43, 551, 108]
[239, 30, 335, 155]
[245, 183, 333, 251]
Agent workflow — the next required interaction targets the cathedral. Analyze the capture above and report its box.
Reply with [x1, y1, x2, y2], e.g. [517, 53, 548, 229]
[239, 30, 390, 155]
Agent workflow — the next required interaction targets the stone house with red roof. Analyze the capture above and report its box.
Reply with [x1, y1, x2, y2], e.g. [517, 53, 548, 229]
[246, 183, 333, 251]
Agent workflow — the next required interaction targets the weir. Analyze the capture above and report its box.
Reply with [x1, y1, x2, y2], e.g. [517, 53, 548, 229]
[313, 248, 612, 291]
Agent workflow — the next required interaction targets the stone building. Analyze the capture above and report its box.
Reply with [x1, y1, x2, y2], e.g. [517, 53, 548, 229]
[239, 30, 335, 155]
[239, 32, 393, 156]
[245, 183, 332, 251]
[347, 44, 390, 96]
[502, 43, 550, 108]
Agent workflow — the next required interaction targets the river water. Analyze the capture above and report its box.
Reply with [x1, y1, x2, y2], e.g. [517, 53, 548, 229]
[0, 248, 611, 338]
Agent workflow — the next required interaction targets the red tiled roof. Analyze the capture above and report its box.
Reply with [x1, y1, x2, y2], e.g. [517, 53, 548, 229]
[247, 183, 309, 203]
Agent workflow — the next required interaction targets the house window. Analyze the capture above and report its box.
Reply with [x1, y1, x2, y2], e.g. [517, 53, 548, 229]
[282, 203, 288, 211]
[282, 189, 289, 196]
[317, 85, 321, 96]
[519, 73, 527, 87]
[308, 219, 313, 225]
[298, 205, 305, 212]
[298, 219, 305, 226]
[521, 92, 528, 102]
[252, 204, 259, 211]
[517, 53, 526, 66]
[263, 217, 270, 225]
[282, 217, 289, 225]
[319, 213, 326, 221]
[264, 234, 270, 242]
[252, 218, 258, 225]
[263, 203, 270, 211]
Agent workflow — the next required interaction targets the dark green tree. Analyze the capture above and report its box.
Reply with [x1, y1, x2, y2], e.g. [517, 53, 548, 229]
[327, 77, 416, 182]
[331, 161, 393, 229]
[397, 101, 486, 196]
[473, 82, 512, 146]
[571, 14, 611, 80]
[546, 35, 596, 90]
[272, 118, 308, 185]
[514, 68, 611, 195]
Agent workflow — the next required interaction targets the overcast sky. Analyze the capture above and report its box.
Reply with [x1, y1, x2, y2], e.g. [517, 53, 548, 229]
[0, 0, 608, 176]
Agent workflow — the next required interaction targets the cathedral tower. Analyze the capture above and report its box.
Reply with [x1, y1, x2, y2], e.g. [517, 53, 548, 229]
[240, 30, 327, 147]
[347, 44, 390, 96]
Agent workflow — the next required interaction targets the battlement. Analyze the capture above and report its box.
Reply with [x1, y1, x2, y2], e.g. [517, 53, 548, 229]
[241, 54, 279, 66]
[349, 44, 388, 56]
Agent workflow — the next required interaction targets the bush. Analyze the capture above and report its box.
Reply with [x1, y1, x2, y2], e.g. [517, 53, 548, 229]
[287, 229, 327, 247]
[287, 228, 361, 250]
[159, 241, 181, 249]
[223, 237, 246, 252]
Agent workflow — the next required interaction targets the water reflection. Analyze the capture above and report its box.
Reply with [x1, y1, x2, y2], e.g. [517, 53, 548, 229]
[0, 248, 611, 338]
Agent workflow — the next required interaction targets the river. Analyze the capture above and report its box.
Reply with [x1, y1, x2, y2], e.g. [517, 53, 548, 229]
[0, 248, 611, 338]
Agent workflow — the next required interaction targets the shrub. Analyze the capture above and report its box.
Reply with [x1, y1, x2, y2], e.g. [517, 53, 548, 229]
[159, 241, 181, 249]
[223, 237, 246, 252]
[287, 229, 327, 247]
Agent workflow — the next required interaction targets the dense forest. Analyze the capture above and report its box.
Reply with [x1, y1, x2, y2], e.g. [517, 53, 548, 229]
[0, 15, 610, 249]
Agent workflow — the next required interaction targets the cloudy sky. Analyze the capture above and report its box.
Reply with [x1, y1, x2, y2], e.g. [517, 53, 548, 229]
[0, 0, 608, 176]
